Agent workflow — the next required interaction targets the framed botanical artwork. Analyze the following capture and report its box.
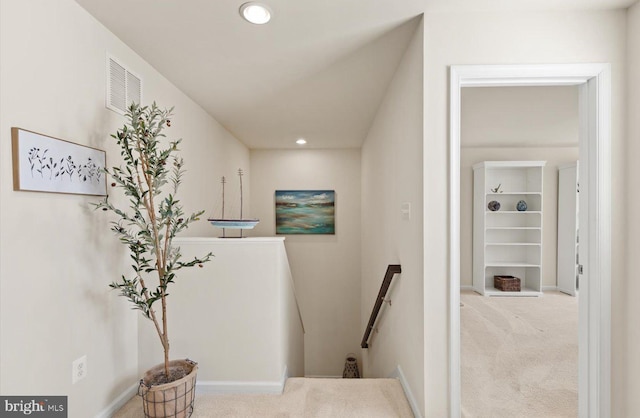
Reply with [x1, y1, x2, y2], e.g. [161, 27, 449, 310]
[12, 127, 107, 196]
[275, 190, 335, 234]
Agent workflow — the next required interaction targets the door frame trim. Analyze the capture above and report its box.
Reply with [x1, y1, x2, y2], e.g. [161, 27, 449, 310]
[448, 63, 611, 418]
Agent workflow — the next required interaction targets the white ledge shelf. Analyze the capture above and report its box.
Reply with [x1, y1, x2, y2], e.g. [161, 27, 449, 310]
[486, 243, 540, 246]
[486, 262, 540, 267]
[484, 287, 542, 297]
[486, 227, 541, 230]
[486, 192, 542, 195]
[486, 211, 542, 214]
[174, 237, 285, 245]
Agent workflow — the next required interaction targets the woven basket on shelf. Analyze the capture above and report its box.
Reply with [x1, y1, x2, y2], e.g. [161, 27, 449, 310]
[494, 275, 521, 292]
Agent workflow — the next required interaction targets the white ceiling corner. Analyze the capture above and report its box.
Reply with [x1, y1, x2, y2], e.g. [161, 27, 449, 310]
[74, 0, 637, 149]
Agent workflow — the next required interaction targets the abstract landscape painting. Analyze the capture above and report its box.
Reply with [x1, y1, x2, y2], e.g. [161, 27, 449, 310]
[275, 190, 335, 234]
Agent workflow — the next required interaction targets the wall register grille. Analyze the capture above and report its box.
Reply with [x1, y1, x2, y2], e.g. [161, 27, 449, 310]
[106, 55, 142, 114]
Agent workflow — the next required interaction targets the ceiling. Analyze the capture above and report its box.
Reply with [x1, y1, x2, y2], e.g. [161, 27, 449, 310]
[74, 0, 637, 149]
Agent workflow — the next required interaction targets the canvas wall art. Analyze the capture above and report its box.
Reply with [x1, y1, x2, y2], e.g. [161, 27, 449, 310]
[12, 127, 107, 196]
[275, 190, 335, 234]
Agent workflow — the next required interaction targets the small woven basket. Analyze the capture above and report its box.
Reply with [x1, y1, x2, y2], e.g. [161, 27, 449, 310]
[494, 275, 521, 291]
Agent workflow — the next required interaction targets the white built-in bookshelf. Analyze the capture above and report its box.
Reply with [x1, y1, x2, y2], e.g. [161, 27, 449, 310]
[473, 161, 546, 297]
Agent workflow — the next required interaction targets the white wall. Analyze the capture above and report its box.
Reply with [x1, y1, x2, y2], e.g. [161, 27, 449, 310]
[461, 86, 579, 148]
[138, 238, 304, 388]
[625, 3, 640, 416]
[249, 149, 361, 377]
[361, 19, 424, 416]
[422, 10, 627, 416]
[0, 0, 248, 416]
[460, 86, 579, 288]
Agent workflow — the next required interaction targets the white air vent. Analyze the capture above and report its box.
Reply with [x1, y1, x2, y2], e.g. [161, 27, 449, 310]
[106, 55, 142, 114]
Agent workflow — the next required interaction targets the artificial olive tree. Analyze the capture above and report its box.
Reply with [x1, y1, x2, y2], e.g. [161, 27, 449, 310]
[96, 103, 211, 381]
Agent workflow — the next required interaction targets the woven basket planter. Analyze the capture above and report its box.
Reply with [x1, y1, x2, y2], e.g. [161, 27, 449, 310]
[139, 359, 198, 418]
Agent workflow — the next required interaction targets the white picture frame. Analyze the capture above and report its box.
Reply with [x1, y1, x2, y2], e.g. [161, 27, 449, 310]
[12, 127, 107, 196]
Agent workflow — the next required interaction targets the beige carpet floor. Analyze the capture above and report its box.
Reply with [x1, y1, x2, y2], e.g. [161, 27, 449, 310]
[461, 290, 578, 418]
[113, 377, 414, 417]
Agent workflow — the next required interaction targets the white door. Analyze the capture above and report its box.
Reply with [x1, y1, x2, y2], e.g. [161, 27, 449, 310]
[557, 163, 578, 296]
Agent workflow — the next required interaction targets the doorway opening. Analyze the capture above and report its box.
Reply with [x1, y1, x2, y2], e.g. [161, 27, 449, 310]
[459, 85, 580, 415]
[449, 64, 612, 418]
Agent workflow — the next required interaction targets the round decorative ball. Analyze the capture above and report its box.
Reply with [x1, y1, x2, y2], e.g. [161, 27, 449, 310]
[516, 200, 528, 211]
[488, 200, 501, 211]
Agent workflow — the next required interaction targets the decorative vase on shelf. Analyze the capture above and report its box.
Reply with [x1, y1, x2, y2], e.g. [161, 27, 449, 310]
[488, 200, 501, 211]
[516, 200, 528, 211]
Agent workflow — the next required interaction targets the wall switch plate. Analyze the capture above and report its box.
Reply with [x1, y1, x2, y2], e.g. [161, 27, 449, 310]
[72, 355, 87, 384]
[401, 202, 411, 220]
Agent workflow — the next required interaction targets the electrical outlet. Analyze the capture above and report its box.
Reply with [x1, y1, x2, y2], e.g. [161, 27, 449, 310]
[72, 355, 87, 384]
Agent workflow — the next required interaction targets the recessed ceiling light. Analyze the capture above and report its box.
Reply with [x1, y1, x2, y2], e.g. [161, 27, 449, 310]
[239, 2, 272, 25]
[296, 138, 307, 145]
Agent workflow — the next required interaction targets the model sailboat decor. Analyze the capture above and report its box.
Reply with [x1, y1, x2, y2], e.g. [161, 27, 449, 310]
[208, 168, 259, 237]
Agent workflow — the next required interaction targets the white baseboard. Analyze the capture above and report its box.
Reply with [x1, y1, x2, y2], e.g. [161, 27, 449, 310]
[196, 380, 283, 395]
[196, 366, 288, 395]
[303, 375, 342, 378]
[95, 382, 138, 418]
[389, 365, 422, 418]
[98, 366, 289, 416]
[459, 285, 473, 291]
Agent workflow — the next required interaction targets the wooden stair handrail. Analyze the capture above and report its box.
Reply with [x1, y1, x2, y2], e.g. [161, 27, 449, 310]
[361, 264, 402, 349]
